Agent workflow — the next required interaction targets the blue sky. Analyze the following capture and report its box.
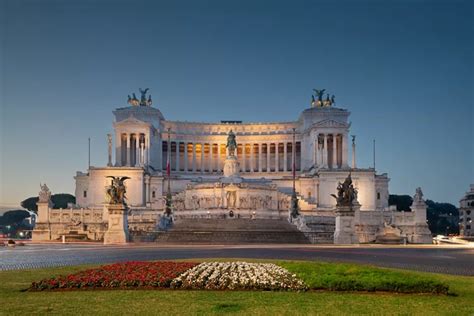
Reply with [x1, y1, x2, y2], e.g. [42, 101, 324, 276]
[0, 0, 472, 207]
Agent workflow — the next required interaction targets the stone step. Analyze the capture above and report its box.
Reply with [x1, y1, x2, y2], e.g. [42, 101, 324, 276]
[131, 230, 311, 244]
[170, 218, 300, 232]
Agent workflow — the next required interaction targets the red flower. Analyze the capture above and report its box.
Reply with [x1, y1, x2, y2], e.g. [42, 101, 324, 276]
[29, 261, 198, 291]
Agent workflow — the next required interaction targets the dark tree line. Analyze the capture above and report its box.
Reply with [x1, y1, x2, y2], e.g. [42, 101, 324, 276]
[20, 194, 76, 213]
[389, 194, 459, 235]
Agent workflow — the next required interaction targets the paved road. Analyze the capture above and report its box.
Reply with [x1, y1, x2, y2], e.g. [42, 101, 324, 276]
[1, 243, 473, 275]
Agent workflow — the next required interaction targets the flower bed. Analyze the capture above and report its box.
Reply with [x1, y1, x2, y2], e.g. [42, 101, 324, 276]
[29, 261, 198, 291]
[170, 261, 308, 291]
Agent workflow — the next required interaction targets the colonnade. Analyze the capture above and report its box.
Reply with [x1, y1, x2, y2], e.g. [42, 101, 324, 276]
[313, 133, 347, 169]
[117, 133, 150, 167]
[162, 141, 301, 173]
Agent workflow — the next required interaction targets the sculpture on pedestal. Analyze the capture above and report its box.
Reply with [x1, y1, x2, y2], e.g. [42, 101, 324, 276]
[104, 176, 130, 244]
[226, 130, 237, 156]
[223, 130, 241, 178]
[413, 187, 424, 203]
[332, 173, 359, 244]
[39, 183, 51, 203]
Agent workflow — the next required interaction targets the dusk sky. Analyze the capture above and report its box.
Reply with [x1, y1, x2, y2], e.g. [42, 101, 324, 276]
[0, 0, 472, 207]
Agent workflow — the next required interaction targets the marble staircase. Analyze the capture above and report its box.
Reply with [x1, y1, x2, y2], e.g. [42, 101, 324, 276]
[133, 218, 313, 244]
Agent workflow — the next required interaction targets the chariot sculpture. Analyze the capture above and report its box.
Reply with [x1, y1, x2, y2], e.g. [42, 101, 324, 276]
[311, 88, 335, 107]
[128, 88, 152, 106]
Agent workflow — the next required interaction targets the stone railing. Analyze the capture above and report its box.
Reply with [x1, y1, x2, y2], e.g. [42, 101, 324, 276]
[49, 208, 103, 224]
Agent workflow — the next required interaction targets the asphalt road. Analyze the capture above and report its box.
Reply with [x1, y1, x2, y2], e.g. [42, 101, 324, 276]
[1, 243, 473, 275]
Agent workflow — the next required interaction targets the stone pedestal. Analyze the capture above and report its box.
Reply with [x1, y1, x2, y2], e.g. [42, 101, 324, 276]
[334, 205, 359, 244]
[223, 156, 240, 178]
[103, 204, 129, 244]
[32, 202, 51, 241]
[411, 197, 432, 243]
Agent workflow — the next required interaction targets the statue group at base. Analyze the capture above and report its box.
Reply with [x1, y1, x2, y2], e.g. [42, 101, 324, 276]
[332, 173, 360, 244]
[104, 176, 130, 244]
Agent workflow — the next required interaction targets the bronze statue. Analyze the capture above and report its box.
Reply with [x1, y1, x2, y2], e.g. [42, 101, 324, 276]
[226, 130, 237, 156]
[331, 173, 358, 207]
[128, 89, 152, 106]
[313, 89, 325, 103]
[139, 88, 149, 106]
[106, 176, 130, 205]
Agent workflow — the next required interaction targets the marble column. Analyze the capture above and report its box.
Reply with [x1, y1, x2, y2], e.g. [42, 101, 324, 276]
[323, 134, 328, 168]
[241, 144, 246, 172]
[267, 142, 271, 172]
[145, 134, 150, 166]
[145, 175, 151, 205]
[342, 134, 348, 168]
[283, 142, 287, 172]
[258, 143, 263, 172]
[175, 141, 180, 171]
[209, 144, 214, 172]
[126, 134, 131, 166]
[158, 138, 163, 171]
[275, 143, 279, 172]
[115, 131, 121, 166]
[314, 138, 318, 167]
[217, 144, 221, 172]
[135, 134, 140, 167]
[250, 143, 254, 172]
[184, 142, 188, 172]
[201, 142, 205, 173]
[332, 134, 337, 169]
[192, 143, 197, 172]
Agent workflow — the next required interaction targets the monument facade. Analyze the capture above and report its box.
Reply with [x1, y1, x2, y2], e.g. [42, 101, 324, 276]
[33, 88, 432, 243]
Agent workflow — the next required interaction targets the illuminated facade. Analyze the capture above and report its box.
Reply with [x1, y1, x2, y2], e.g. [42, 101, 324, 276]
[75, 97, 390, 213]
[33, 90, 432, 243]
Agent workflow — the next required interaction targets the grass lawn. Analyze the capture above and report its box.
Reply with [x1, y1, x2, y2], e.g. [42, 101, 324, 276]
[1, 259, 473, 315]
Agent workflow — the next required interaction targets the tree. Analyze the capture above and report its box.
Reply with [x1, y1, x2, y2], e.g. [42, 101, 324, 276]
[426, 199, 459, 235]
[51, 194, 76, 209]
[21, 194, 76, 213]
[0, 210, 30, 225]
[21, 197, 39, 213]
[389, 195, 413, 211]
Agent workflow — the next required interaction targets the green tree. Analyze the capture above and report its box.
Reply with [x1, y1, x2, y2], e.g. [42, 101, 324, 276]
[21, 197, 39, 213]
[0, 210, 30, 225]
[21, 194, 76, 213]
[388, 195, 413, 211]
[51, 194, 76, 209]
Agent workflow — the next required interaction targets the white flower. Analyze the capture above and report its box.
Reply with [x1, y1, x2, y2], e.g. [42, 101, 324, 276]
[170, 261, 307, 291]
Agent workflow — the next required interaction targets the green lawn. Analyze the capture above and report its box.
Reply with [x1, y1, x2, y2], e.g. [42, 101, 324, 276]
[1, 260, 473, 315]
